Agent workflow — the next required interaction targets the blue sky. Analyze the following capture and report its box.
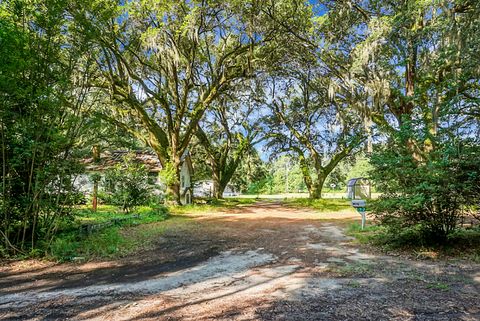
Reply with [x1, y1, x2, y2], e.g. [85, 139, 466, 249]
[310, 0, 328, 16]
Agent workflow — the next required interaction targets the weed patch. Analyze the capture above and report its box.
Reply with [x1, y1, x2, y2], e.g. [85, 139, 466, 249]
[426, 282, 450, 291]
[346, 222, 385, 244]
[48, 204, 170, 261]
[336, 261, 374, 277]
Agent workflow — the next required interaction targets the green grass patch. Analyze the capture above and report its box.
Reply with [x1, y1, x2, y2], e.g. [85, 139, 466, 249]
[52, 232, 135, 261]
[49, 204, 170, 261]
[74, 204, 120, 224]
[283, 198, 352, 212]
[49, 199, 256, 261]
[73, 204, 169, 224]
[170, 197, 257, 215]
[120, 215, 191, 248]
[346, 222, 385, 244]
[426, 282, 450, 291]
[336, 261, 374, 276]
[50, 227, 132, 260]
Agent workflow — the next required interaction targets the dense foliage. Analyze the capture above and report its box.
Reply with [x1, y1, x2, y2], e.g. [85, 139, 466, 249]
[371, 127, 480, 242]
[100, 155, 153, 213]
[313, 0, 480, 241]
[71, 0, 311, 204]
[0, 0, 95, 255]
[1, 0, 479, 255]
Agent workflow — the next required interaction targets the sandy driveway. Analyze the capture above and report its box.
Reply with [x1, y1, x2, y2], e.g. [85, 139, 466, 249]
[1, 201, 479, 320]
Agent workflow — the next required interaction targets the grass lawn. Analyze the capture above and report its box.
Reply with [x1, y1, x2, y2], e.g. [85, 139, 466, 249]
[50, 215, 192, 262]
[44, 198, 480, 263]
[48, 198, 378, 262]
[283, 198, 353, 212]
[169, 197, 257, 215]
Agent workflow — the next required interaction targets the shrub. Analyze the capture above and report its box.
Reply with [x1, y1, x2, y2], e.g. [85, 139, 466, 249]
[102, 154, 152, 213]
[370, 130, 480, 243]
[447, 228, 480, 248]
[50, 234, 79, 261]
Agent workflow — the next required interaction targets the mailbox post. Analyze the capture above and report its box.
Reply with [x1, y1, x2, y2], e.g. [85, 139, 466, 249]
[351, 199, 367, 229]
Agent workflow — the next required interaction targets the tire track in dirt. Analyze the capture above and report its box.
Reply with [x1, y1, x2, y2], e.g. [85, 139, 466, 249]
[1, 201, 479, 321]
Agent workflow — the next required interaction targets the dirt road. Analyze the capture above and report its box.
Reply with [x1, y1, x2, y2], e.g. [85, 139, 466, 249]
[1, 201, 479, 320]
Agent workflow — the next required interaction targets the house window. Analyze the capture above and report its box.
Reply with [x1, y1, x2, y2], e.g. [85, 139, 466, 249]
[181, 175, 185, 188]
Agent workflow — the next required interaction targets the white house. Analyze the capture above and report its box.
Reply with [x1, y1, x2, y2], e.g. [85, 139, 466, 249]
[193, 180, 214, 198]
[79, 150, 193, 205]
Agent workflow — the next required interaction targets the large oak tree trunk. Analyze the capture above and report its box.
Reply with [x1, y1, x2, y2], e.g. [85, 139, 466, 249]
[213, 182, 226, 199]
[167, 181, 181, 205]
[215, 178, 232, 199]
[212, 166, 223, 199]
[162, 150, 182, 205]
[212, 169, 231, 199]
[308, 175, 325, 199]
[211, 159, 240, 199]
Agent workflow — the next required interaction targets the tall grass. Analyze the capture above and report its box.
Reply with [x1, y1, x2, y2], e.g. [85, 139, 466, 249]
[49, 204, 169, 261]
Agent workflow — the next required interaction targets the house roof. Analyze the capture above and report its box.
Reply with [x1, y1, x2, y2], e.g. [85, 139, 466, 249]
[83, 150, 163, 173]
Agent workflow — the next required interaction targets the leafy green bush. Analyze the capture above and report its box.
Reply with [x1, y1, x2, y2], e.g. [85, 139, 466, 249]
[0, 2, 93, 256]
[50, 234, 80, 261]
[61, 191, 87, 205]
[370, 129, 480, 243]
[102, 154, 152, 213]
[447, 228, 480, 248]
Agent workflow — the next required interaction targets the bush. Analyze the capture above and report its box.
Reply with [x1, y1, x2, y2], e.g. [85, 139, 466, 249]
[102, 154, 152, 213]
[447, 228, 480, 248]
[370, 129, 480, 243]
[50, 234, 79, 261]
[61, 191, 87, 205]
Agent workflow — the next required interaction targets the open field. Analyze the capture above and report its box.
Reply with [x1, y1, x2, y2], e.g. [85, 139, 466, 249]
[1, 201, 479, 321]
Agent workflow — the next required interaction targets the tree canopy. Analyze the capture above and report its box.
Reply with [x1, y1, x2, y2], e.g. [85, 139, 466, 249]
[1, 0, 479, 254]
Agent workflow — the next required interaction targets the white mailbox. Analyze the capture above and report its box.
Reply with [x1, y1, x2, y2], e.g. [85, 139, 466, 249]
[351, 199, 367, 229]
[351, 200, 366, 208]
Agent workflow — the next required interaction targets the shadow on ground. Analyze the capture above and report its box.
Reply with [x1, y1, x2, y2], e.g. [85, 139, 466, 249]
[1, 202, 479, 320]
